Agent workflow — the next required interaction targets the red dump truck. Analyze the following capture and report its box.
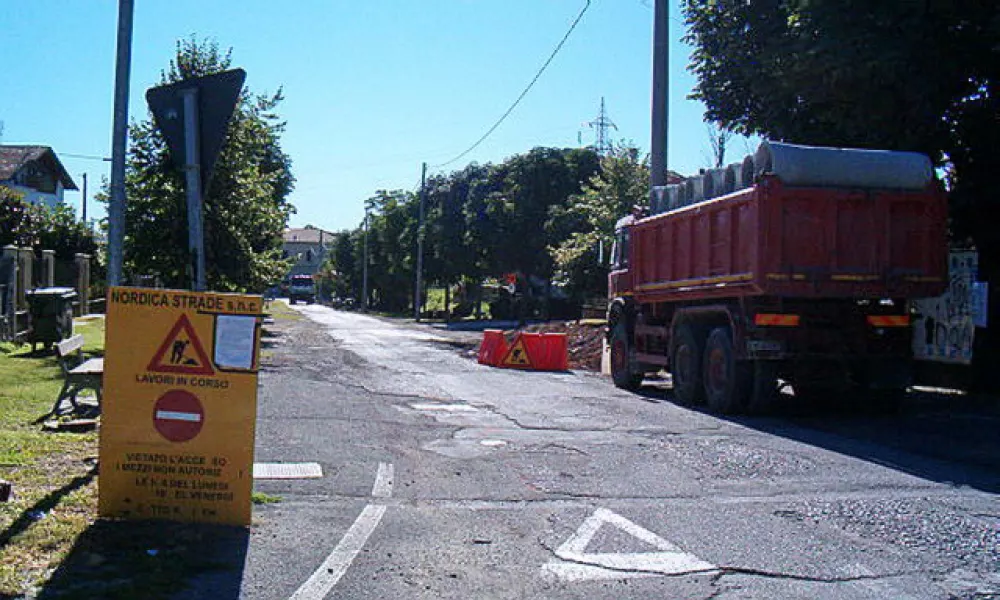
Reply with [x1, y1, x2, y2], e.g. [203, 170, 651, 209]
[607, 141, 948, 413]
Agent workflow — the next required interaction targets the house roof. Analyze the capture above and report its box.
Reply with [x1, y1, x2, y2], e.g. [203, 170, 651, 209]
[283, 226, 335, 244]
[0, 145, 78, 191]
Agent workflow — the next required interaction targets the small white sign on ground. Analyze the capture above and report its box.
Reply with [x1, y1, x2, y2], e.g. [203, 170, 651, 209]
[542, 508, 716, 582]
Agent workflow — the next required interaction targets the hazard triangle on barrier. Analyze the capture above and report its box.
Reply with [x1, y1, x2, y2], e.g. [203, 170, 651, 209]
[500, 335, 534, 368]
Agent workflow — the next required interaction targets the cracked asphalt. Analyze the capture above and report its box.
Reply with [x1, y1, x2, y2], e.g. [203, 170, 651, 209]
[183, 302, 1000, 599]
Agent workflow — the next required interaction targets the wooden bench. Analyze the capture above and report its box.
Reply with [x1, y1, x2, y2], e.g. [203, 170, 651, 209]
[50, 335, 104, 417]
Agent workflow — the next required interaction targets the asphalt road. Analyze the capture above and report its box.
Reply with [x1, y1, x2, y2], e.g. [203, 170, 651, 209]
[182, 302, 1000, 599]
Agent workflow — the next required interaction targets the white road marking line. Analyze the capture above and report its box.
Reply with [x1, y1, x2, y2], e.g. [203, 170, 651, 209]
[288, 504, 387, 600]
[542, 508, 716, 582]
[372, 462, 394, 498]
[252, 462, 323, 479]
[154, 410, 201, 422]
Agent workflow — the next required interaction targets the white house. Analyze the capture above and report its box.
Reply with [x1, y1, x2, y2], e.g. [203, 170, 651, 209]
[0, 145, 78, 209]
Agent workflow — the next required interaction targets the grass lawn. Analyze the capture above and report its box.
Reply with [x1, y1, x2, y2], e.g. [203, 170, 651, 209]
[0, 318, 102, 595]
[0, 316, 257, 599]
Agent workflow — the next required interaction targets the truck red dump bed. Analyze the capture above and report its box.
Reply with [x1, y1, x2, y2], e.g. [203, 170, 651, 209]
[629, 177, 947, 304]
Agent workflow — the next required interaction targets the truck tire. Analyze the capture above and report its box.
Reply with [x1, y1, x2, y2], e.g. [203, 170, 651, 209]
[671, 322, 705, 405]
[746, 361, 780, 415]
[610, 321, 643, 390]
[703, 327, 749, 414]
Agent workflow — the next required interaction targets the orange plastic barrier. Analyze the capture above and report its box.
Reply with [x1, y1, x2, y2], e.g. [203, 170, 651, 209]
[521, 332, 569, 371]
[484, 331, 568, 371]
[478, 329, 508, 366]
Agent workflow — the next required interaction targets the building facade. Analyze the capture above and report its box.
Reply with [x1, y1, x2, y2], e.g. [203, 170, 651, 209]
[283, 226, 334, 278]
[0, 145, 78, 208]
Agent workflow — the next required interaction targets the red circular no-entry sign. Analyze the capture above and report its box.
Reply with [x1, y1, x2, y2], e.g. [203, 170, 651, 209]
[153, 389, 205, 442]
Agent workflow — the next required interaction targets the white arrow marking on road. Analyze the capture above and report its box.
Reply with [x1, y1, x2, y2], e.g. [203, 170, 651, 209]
[154, 410, 201, 422]
[542, 508, 716, 582]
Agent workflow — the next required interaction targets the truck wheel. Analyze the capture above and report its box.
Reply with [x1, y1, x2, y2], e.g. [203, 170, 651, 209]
[703, 327, 748, 414]
[610, 321, 643, 390]
[746, 361, 780, 415]
[671, 323, 705, 405]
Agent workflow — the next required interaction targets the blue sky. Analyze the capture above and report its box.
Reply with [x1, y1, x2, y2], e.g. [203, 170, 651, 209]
[2, 1, 755, 232]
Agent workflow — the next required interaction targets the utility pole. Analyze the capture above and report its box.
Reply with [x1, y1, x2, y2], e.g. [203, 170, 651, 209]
[414, 162, 427, 321]
[81, 173, 88, 224]
[362, 204, 370, 311]
[108, 0, 134, 287]
[650, 0, 669, 191]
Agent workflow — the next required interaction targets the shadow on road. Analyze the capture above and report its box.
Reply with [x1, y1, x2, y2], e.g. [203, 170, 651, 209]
[635, 381, 1000, 494]
[34, 519, 248, 599]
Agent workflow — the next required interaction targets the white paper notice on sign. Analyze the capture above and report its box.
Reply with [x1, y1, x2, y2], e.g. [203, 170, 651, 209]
[214, 314, 257, 370]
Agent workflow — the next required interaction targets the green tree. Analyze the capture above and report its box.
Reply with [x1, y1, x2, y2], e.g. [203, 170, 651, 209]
[552, 143, 649, 299]
[683, 1, 1000, 385]
[0, 187, 35, 248]
[111, 37, 295, 291]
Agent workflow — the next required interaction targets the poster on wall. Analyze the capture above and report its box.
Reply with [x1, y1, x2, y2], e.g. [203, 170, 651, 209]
[911, 251, 981, 364]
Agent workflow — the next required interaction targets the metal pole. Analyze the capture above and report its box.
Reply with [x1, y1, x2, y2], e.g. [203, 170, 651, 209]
[362, 207, 369, 311]
[107, 0, 134, 287]
[414, 162, 427, 321]
[650, 0, 669, 190]
[181, 88, 206, 291]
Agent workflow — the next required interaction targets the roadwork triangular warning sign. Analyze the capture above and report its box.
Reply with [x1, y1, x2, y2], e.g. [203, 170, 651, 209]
[501, 336, 533, 367]
[541, 508, 715, 581]
[148, 314, 214, 375]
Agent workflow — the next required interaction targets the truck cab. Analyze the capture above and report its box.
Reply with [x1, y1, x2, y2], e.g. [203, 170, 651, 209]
[288, 274, 316, 305]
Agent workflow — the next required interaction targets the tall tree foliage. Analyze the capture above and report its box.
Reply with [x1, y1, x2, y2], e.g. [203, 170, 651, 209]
[114, 38, 295, 291]
[551, 143, 649, 299]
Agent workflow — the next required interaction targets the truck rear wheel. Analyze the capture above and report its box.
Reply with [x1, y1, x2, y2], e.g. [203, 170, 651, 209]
[671, 323, 705, 405]
[703, 327, 749, 414]
[610, 321, 643, 390]
[746, 361, 780, 415]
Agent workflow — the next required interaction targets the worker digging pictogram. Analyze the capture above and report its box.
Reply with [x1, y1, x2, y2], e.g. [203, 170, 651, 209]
[147, 314, 215, 375]
[501, 337, 533, 368]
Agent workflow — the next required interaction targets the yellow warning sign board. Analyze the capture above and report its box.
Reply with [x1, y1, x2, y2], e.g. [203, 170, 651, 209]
[501, 336, 533, 367]
[99, 287, 262, 526]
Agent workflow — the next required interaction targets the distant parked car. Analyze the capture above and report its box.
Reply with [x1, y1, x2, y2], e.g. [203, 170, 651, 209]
[288, 274, 316, 304]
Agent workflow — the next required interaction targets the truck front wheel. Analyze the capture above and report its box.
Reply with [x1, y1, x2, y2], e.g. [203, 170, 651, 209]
[610, 321, 643, 390]
[671, 323, 705, 405]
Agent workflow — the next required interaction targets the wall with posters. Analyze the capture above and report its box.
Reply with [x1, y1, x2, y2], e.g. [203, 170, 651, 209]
[911, 251, 987, 365]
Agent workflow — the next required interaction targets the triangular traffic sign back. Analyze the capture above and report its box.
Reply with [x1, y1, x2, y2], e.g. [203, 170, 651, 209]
[501, 336, 533, 368]
[146, 68, 246, 190]
[148, 314, 215, 375]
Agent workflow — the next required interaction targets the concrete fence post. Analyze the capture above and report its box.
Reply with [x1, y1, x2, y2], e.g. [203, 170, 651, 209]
[42, 249, 55, 287]
[75, 253, 91, 316]
[17, 248, 32, 309]
[2, 246, 18, 340]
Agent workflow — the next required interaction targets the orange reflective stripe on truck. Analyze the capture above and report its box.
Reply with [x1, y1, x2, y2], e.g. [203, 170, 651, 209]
[866, 315, 910, 327]
[753, 313, 800, 327]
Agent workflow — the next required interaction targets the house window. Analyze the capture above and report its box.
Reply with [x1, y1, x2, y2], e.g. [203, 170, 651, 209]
[306, 249, 314, 263]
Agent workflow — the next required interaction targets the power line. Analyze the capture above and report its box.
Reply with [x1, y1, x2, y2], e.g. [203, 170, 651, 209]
[62, 152, 112, 162]
[431, 0, 591, 170]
